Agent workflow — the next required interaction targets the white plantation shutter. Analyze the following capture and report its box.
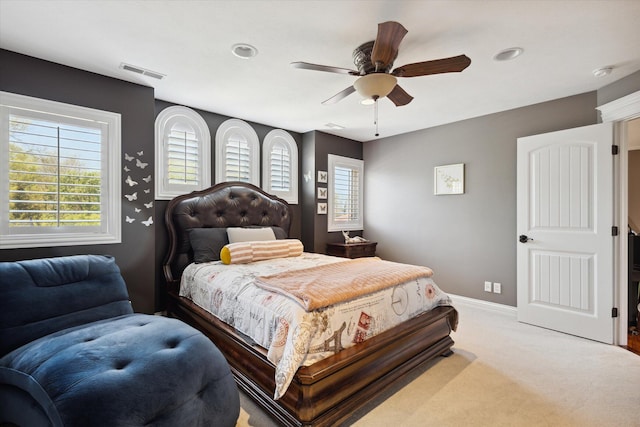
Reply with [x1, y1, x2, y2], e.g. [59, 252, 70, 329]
[262, 129, 298, 203]
[270, 142, 290, 191]
[0, 91, 121, 249]
[224, 134, 252, 181]
[155, 106, 210, 199]
[167, 126, 199, 185]
[215, 119, 259, 185]
[328, 154, 363, 231]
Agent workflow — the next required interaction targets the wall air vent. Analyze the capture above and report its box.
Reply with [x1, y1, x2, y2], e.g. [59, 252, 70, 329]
[119, 63, 165, 80]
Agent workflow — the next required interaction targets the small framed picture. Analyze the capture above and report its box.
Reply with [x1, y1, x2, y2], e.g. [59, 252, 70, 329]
[317, 170, 328, 183]
[317, 187, 327, 199]
[434, 163, 464, 195]
[317, 202, 327, 215]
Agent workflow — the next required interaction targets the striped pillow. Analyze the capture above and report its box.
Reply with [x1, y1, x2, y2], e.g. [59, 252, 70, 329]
[220, 239, 304, 265]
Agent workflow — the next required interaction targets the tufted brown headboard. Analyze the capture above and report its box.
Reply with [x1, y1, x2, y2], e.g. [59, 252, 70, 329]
[163, 182, 292, 286]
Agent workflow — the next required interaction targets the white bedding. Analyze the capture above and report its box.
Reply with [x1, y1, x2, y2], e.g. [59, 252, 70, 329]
[179, 252, 452, 399]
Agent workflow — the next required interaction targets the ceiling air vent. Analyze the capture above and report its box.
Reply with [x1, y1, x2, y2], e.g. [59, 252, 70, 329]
[325, 123, 345, 130]
[119, 63, 165, 80]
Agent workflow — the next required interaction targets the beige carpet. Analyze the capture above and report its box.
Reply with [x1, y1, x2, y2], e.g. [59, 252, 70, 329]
[236, 298, 640, 427]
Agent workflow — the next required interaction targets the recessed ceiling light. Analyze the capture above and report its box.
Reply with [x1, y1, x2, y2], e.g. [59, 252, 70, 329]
[494, 47, 523, 61]
[231, 43, 258, 59]
[592, 67, 613, 77]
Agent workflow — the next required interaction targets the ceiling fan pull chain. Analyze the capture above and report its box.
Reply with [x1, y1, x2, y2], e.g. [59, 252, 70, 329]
[374, 96, 380, 137]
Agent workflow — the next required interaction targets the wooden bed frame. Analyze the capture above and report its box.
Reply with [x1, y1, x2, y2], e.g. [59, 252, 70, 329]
[163, 182, 458, 427]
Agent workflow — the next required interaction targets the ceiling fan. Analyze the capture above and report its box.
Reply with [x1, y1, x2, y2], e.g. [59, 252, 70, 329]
[291, 21, 471, 107]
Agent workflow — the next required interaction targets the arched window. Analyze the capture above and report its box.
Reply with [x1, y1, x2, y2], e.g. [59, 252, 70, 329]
[215, 119, 259, 185]
[262, 129, 298, 204]
[155, 106, 210, 199]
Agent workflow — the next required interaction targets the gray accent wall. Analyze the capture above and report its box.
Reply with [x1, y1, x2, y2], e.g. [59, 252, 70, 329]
[3, 48, 637, 311]
[597, 70, 640, 108]
[301, 131, 363, 254]
[363, 93, 598, 306]
[0, 49, 157, 313]
[0, 50, 306, 314]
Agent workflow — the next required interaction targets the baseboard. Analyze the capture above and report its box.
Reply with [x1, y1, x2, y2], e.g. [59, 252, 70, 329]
[448, 294, 517, 317]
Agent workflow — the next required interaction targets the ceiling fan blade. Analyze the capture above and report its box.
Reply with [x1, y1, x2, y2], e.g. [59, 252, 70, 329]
[370, 21, 408, 71]
[392, 54, 471, 78]
[291, 61, 359, 76]
[322, 86, 356, 105]
[387, 85, 414, 107]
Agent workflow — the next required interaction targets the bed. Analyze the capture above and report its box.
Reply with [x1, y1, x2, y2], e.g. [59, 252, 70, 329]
[163, 181, 458, 427]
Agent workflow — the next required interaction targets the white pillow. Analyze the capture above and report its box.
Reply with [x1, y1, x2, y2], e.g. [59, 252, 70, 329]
[226, 227, 276, 244]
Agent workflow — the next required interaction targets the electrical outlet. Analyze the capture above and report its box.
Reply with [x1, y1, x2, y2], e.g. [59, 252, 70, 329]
[484, 281, 492, 292]
[493, 282, 502, 294]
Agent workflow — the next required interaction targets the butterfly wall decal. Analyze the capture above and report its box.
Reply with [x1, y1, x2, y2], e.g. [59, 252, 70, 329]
[124, 153, 134, 161]
[125, 216, 135, 223]
[143, 175, 152, 183]
[136, 159, 148, 169]
[142, 216, 153, 227]
[124, 192, 137, 201]
[125, 176, 138, 187]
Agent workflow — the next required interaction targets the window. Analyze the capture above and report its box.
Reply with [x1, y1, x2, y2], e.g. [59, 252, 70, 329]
[0, 91, 121, 248]
[215, 119, 259, 185]
[328, 154, 364, 232]
[262, 129, 298, 204]
[155, 106, 210, 199]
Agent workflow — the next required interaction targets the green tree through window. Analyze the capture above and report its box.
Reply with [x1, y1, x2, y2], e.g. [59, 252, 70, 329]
[9, 115, 102, 227]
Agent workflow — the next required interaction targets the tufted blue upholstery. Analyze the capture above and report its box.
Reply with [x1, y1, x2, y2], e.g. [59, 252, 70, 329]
[0, 255, 239, 427]
[0, 255, 133, 356]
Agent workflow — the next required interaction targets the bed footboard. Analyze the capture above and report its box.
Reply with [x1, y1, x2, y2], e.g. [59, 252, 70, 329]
[167, 291, 456, 427]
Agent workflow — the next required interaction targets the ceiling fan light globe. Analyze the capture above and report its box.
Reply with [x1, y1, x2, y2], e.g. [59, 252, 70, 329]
[353, 73, 397, 100]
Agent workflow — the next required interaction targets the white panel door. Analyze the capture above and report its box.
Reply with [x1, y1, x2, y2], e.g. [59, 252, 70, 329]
[517, 123, 614, 343]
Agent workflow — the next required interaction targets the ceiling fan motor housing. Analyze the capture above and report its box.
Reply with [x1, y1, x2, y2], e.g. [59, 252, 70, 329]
[353, 41, 396, 74]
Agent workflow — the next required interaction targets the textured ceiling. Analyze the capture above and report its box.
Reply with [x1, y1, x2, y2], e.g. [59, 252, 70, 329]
[1, 0, 639, 142]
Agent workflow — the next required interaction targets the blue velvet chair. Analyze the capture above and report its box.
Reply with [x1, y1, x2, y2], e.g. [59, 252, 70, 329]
[0, 255, 240, 427]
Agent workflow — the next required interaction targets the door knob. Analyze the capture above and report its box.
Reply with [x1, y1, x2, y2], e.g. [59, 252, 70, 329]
[519, 235, 533, 243]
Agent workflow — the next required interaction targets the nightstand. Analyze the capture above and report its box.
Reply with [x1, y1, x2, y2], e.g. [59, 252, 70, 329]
[326, 242, 377, 259]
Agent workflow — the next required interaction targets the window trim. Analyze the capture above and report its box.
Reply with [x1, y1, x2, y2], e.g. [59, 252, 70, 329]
[0, 91, 121, 249]
[262, 129, 298, 204]
[215, 119, 259, 185]
[155, 105, 211, 200]
[327, 154, 364, 232]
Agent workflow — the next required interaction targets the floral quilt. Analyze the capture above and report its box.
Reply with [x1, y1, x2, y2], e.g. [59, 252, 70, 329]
[179, 252, 452, 399]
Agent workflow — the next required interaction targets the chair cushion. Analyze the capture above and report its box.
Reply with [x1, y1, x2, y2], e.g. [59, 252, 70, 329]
[0, 255, 133, 356]
[0, 314, 240, 427]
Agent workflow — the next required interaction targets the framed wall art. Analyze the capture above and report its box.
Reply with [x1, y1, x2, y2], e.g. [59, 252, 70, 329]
[434, 163, 464, 195]
[317, 187, 327, 199]
[317, 202, 327, 215]
[317, 170, 327, 183]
